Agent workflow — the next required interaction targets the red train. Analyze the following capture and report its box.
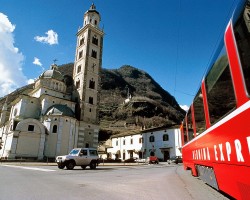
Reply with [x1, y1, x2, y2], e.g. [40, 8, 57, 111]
[181, 1, 250, 199]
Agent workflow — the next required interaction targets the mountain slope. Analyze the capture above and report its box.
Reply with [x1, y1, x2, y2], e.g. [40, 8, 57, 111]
[0, 63, 185, 135]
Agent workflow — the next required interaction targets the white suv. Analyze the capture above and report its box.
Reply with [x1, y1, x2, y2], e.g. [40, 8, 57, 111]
[55, 148, 99, 170]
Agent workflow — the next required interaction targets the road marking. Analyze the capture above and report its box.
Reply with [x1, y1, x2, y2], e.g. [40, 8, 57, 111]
[1, 165, 56, 172]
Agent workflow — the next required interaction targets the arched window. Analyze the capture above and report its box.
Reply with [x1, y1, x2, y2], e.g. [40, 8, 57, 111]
[79, 38, 84, 46]
[76, 80, 80, 89]
[163, 134, 169, 141]
[89, 78, 95, 89]
[91, 50, 97, 58]
[149, 135, 154, 142]
[78, 51, 83, 59]
[89, 97, 94, 104]
[13, 108, 17, 116]
[92, 35, 98, 45]
[77, 65, 81, 73]
[52, 125, 57, 133]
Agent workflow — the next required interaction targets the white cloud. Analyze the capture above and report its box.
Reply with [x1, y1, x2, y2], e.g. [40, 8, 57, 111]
[33, 57, 42, 66]
[180, 105, 189, 112]
[33, 57, 44, 72]
[34, 30, 58, 45]
[27, 79, 35, 84]
[0, 13, 28, 97]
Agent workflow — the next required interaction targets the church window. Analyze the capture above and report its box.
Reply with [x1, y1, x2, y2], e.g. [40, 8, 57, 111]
[92, 36, 98, 45]
[123, 139, 126, 145]
[52, 125, 57, 133]
[130, 138, 133, 144]
[89, 108, 92, 112]
[139, 137, 143, 143]
[28, 125, 34, 132]
[13, 120, 18, 130]
[77, 65, 81, 73]
[85, 143, 90, 148]
[79, 38, 84, 46]
[95, 20, 97, 25]
[13, 108, 17, 116]
[91, 50, 97, 58]
[79, 51, 83, 59]
[89, 78, 95, 89]
[55, 82, 58, 90]
[89, 97, 93, 104]
[163, 134, 169, 141]
[76, 80, 80, 89]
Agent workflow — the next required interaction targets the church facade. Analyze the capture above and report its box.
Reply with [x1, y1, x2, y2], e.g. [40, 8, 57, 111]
[0, 4, 104, 160]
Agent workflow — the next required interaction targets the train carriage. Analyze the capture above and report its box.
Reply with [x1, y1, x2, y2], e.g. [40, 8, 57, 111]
[181, 1, 250, 199]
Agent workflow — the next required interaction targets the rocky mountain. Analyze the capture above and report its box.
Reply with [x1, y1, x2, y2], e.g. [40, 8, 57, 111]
[0, 63, 185, 138]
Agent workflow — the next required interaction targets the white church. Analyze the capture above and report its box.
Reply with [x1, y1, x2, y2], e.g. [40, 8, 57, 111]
[0, 4, 104, 160]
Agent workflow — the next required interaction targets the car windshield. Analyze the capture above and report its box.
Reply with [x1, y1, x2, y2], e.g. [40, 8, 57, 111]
[69, 149, 79, 155]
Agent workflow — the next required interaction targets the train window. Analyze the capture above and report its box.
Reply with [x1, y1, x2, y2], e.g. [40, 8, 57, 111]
[182, 118, 188, 144]
[234, 6, 250, 95]
[193, 89, 206, 135]
[205, 47, 236, 125]
[187, 109, 194, 141]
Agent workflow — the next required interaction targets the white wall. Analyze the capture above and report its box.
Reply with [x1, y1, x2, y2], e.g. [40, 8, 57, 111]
[109, 134, 143, 160]
[107, 128, 182, 161]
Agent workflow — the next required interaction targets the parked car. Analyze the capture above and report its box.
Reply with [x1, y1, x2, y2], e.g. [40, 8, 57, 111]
[167, 156, 183, 164]
[149, 156, 159, 164]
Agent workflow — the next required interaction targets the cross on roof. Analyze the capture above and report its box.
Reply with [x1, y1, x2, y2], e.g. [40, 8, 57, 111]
[53, 59, 58, 64]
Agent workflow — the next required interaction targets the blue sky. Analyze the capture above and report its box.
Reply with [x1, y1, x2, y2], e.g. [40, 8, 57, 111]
[0, 0, 238, 110]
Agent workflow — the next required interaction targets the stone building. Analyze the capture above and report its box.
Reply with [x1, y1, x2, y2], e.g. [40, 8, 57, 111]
[0, 4, 104, 160]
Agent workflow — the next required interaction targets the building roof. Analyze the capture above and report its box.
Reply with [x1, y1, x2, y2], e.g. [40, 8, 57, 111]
[85, 3, 99, 15]
[39, 64, 64, 81]
[110, 124, 180, 138]
[45, 104, 75, 117]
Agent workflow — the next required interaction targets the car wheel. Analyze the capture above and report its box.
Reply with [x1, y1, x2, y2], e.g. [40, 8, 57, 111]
[89, 161, 96, 169]
[66, 161, 75, 170]
[81, 165, 87, 169]
[58, 164, 65, 169]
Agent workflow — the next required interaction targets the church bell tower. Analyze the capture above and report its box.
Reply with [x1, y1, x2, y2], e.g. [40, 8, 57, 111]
[73, 3, 104, 148]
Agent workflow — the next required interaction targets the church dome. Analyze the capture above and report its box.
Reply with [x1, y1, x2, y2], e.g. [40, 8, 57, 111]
[39, 64, 64, 81]
[45, 104, 75, 117]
